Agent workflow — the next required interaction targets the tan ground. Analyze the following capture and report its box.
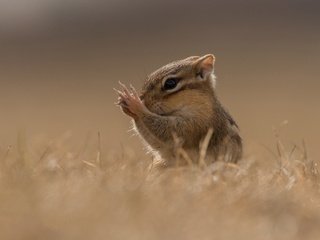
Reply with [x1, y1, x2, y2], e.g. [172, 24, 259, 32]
[0, 132, 319, 240]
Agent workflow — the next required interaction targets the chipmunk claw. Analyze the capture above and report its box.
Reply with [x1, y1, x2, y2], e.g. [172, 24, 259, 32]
[116, 82, 145, 119]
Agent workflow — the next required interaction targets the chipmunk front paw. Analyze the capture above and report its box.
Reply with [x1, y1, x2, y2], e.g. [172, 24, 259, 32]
[115, 82, 146, 119]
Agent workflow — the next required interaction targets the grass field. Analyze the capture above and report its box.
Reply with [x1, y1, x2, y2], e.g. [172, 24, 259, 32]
[0, 130, 319, 240]
[1, 2, 319, 239]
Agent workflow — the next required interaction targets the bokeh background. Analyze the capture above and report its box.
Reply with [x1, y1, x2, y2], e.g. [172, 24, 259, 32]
[1, 0, 319, 159]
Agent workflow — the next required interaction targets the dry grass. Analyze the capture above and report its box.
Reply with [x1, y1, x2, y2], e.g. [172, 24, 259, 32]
[0, 131, 319, 240]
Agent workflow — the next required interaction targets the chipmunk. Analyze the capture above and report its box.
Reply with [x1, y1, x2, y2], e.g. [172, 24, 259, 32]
[116, 54, 242, 167]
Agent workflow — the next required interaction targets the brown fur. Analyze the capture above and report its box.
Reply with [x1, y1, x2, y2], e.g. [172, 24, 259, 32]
[133, 54, 242, 166]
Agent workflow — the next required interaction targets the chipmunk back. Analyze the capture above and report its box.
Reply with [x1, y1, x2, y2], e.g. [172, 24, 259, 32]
[116, 54, 242, 167]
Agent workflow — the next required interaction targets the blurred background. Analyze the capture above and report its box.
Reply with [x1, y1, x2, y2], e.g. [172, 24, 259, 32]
[0, 0, 319, 159]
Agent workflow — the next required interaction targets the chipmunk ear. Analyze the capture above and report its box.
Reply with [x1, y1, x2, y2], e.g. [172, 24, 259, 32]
[185, 55, 200, 61]
[193, 54, 215, 79]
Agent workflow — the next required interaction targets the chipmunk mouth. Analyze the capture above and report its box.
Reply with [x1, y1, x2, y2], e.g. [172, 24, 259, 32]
[158, 104, 188, 117]
[148, 102, 180, 116]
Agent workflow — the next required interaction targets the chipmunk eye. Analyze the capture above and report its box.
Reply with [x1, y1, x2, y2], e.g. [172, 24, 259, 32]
[163, 78, 179, 90]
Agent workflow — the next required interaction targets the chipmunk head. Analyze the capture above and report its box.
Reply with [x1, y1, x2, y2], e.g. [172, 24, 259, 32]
[141, 54, 217, 117]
